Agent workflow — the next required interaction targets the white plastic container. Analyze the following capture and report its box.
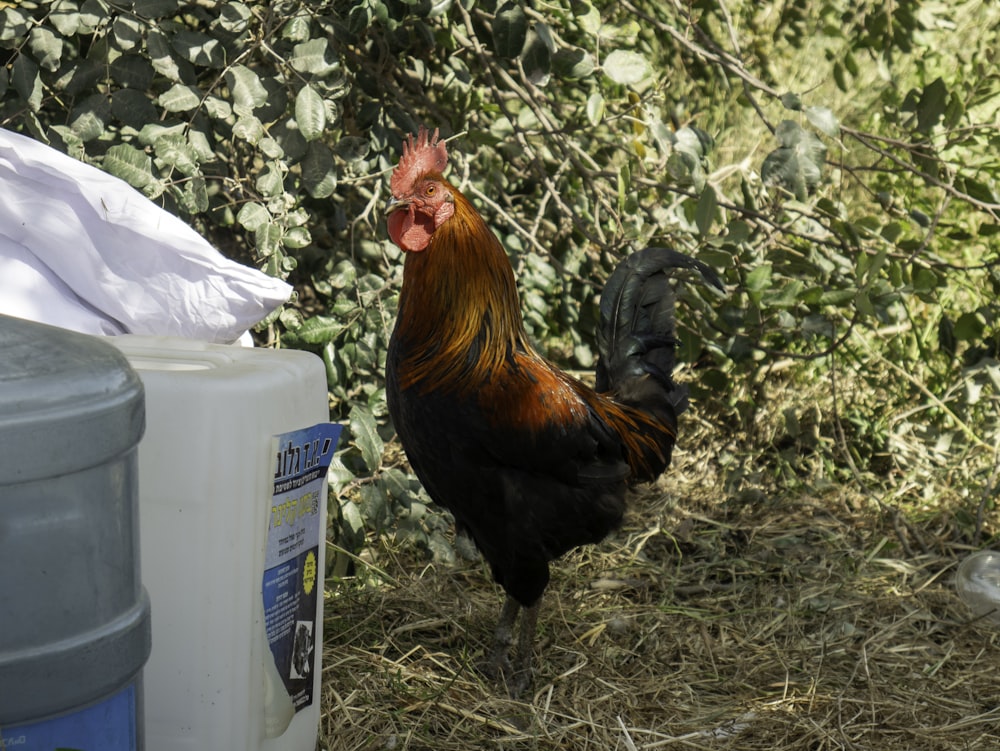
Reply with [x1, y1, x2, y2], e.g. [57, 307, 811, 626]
[956, 550, 1000, 626]
[108, 335, 338, 751]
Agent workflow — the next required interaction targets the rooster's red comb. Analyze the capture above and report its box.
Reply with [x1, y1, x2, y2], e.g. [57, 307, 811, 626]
[390, 126, 448, 198]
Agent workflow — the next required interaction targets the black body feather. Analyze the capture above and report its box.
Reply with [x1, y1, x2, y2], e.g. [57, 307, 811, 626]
[387, 244, 720, 609]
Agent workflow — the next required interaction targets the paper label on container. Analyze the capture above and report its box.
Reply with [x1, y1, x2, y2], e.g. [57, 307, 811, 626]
[264, 422, 342, 714]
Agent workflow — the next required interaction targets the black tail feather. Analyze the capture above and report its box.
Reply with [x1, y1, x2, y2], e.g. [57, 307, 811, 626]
[595, 247, 722, 408]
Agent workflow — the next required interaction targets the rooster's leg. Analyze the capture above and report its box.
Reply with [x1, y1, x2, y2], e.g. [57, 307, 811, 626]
[483, 594, 519, 680]
[509, 600, 540, 698]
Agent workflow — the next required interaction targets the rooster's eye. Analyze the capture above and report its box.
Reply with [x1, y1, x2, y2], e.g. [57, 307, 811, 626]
[425, 185, 436, 196]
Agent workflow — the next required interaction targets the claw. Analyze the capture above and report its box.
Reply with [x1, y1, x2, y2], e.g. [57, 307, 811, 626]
[478, 650, 514, 682]
[506, 661, 534, 700]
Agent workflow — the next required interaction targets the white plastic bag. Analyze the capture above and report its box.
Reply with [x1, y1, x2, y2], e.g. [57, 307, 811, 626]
[0, 129, 292, 343]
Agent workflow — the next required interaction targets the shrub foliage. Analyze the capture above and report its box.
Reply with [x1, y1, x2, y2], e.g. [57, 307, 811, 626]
[3, 0, 998, 555]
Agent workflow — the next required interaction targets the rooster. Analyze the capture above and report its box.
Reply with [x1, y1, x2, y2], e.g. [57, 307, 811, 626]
[385, 127, 721, 696]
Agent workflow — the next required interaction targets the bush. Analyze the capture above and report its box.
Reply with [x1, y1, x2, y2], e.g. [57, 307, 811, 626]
[3, 0, 997, 556]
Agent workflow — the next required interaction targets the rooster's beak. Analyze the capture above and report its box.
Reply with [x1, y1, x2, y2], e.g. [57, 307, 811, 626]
[385, 196, 409, 216]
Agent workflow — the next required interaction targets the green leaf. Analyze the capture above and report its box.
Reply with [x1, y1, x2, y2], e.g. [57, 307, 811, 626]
[855, 290, 875, 318]
[147, 30, 185, 81]
[913, 267, 940, 293]
[943, 89, 965, 128]
[158, 84, 203, 113]
[237, 202, 270, 231]
[103, 144, 155, 190]
[888, 261, 904, 288]
[291, 315, 346, 345]
[112, 16, 143, 51]
[586, 92, 605, 126]
[553, 48, 594, 80]
[11, 55, 42, 112]
[28, 27, 63, 72]
[745, 264, 772, 304]
[493, 1, 528, 59]
[603, 50, 650, 85]
[295, 84, 326, 141]
[283, 226, 312, 249]
[428, 0, 453, 19]
[110, 54, 155, 90]
[232, 114, 264, 143]
[49, 125, 81, 152]
[111, 89, 158, 128]
[938, 316, 956, 358]
[359, 483, 389, 531]
[814, 288, 856, 306]
[198, 97, 229, 122]
[137, 122, 185, 146]
[0, 8, 27, 42]
[805, 105, 840, 137]
[674, 126, 714, 158]
[259, 137, 284, 159]
[171, 30, 224, 68]
[155, 134, 200, 176]
[219, 2, 252, 34]
[954, 312, 986, 341]
[225, 64, 268, 112]
[60, 56, 101, 96]
[283, 13, 311, 42]
[76, 1, 103, 31]
[334, 137, 369, 162]
[667, 150, 701, 189]
[336, 496, 365, 553]
[780, 92, 802, 111]
[859, 246, 889, 288]
[617, 164, 628, 214]
[575, 2, 601, 33]
[70, 94, 111, 142]
[521, 23, 554, 86]
[956, 176, 996, 205]
[256, 223, 283, 258]
[667, 128, 711, 191]
[774, 119, 804, 148]
[349, 405, 384, 473]
[301, 141, 338, 199]
[695, 185, 718, 236]
[133, 0, 182, 17]
[761, 279, 804, 308]
[598, 20, 640, 43]
[762, 121, 827, 200]
[179, 176, 209, 213]
[50, 4, 82, 36]
[916, 77, 948, 134]
[833, 62, 848, 92]
[256, 162, 284, 197]
[290, 38, 339, 76]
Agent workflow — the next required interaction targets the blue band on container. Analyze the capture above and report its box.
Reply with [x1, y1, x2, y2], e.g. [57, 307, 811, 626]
[0, 681, 137, 751]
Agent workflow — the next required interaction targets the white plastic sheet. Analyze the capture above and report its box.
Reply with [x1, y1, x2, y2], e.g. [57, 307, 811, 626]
[0, 128, 292, 343]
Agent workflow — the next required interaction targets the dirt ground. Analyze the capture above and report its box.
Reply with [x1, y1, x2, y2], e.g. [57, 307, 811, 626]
[317, 429, 1000, 750]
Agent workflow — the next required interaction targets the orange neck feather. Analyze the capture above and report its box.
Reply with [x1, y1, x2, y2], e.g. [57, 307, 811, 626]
[393, 184, 531, 393]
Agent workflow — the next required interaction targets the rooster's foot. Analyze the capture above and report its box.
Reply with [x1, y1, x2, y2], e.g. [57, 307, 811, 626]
[477, 651, 532, 699]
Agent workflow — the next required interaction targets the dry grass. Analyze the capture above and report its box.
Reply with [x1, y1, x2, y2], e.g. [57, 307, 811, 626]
[317, 414, 1000, 751]
[311, 1, 1000, 743]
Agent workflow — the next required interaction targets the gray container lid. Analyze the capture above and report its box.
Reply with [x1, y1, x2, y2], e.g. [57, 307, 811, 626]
[0, 314, 145, 483]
